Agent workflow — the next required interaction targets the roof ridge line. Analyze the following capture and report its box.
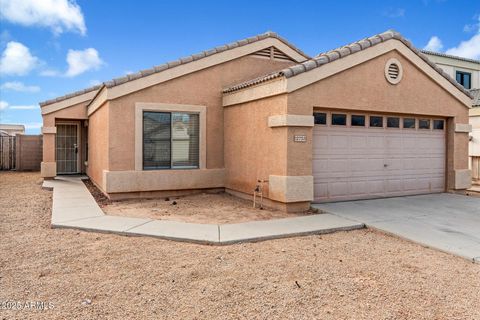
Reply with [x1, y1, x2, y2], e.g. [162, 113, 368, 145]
[39, 31, 309, 107]
[224, 30, 473, 100]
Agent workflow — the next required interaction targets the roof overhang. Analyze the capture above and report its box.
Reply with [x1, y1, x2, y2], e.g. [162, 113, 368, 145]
[471, 107, 480, 116]
[223, 39, 473, 108]
[86, 37, 308, 115]
[41, 90, 97, 115]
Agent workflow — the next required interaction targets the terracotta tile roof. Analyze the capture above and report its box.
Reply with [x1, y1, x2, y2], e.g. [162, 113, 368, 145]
[39, 32, 309, 107]
[471, 89, 480, 107]
[223, 30, 473, 99]
[421, 50, 480, 65]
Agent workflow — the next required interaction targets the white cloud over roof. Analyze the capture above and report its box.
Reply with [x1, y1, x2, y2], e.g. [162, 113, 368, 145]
[0, 0, 86, 35]
[65, 48, 103, 77]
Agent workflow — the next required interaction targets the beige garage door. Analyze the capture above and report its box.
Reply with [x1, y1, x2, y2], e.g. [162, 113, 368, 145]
[313, 112, 446, 202]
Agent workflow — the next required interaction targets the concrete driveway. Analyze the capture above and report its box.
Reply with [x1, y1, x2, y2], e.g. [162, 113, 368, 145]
[313, 193, 480, 263]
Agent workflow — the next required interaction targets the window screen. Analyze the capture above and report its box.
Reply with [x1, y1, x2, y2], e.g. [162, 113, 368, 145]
[143, 111, 199, 170]
[171, 113, 199, 168]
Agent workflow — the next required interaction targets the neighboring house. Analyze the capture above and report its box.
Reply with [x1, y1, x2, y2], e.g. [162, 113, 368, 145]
[422, 50, 480, 181]
[470, 89, 480, 181]
[39, 30, 473, 211]
[0, 124, 25, 136]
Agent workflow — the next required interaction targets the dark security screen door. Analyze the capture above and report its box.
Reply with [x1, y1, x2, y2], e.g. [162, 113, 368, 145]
[56, 124, 79, 174]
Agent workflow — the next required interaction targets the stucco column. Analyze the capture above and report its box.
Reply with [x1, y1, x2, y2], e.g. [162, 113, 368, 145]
[448, 119, 472, 190]
[41, 126, 56, 178]
[267, 114, 314, 205]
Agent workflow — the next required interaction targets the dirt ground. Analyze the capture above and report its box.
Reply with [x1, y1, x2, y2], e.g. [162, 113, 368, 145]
[1, 172, 479, 320]
[84, 179, 311, 224]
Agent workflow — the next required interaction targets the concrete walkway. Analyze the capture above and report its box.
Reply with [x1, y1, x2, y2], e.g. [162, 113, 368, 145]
[43, 176, 363, 244]
[314, 194, 480, 263]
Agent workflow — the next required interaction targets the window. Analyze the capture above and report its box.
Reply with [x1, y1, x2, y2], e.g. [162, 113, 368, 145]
[370, 116, 383, 128]
[456, 71, 471, 89]
[331, 114, 346, 125]
[403, 118, 416, 129]
[433, 119, 444, 130]
[419, 119, 430, 129]
[387, 117, 400, 128]
[351, 115, 365, 126]
[313, 112, 327, 125]
[143, 111, 199, 170]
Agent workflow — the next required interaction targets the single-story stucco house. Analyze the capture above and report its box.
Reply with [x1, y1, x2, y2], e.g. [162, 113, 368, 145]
[39, 30, 473, 212]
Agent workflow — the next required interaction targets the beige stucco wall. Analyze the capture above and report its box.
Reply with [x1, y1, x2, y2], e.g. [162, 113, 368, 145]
[224, 94, 288, 192]
[86, 101, 109, 190]
[106, 55, 295, 172]
[287, 50, 470, 191]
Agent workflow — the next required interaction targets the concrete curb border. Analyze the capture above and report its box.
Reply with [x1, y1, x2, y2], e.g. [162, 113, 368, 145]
[45, 176, 364, 245]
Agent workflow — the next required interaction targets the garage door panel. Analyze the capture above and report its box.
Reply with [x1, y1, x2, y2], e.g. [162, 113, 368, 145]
[329, 135, 349, 148]
[386, 179, 404, 192]
[313, 116, 445, 202]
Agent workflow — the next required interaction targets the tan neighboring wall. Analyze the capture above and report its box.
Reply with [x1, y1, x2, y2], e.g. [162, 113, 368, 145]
[287, 50, 470, 191]
[41, 101, 89, 178]
[101, 55, 296, 196]
[470, 111, 480, 180]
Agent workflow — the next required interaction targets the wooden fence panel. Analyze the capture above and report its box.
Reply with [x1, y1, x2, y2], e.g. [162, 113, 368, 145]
[0, 136, 16, 170]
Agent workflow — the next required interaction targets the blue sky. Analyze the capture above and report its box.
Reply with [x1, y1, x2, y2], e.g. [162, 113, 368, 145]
[0, 0, 479, 133]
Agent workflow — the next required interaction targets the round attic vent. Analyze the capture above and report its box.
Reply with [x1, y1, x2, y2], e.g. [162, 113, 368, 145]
[385, 58, 403, 84]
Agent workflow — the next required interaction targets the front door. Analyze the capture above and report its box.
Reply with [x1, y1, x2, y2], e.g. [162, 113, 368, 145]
[56, 123, 80, 174]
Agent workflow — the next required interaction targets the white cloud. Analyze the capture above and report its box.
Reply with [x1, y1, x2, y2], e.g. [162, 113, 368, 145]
[9, 105, 38, 110]
[65, 48, 103, 77]
[445, 16, 480, 60]
[0, 0, 86, 35]
[423, 36, 443, 52]
[1, 81, 40, 93]
[0, 41, 39, 75]
[0, 100, 38, 110]
[0, 100, 8, 110]
[445, 34, 480, 60]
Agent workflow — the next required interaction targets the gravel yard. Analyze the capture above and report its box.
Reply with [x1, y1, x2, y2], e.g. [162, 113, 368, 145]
[84, 179, 311, 224]
[1, 172, 479, 319]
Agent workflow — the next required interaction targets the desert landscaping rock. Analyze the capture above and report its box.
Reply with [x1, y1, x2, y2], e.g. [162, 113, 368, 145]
[1, 172, 480, 319]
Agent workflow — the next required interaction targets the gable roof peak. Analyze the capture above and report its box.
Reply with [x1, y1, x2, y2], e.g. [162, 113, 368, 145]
[224, 29, 473, 100]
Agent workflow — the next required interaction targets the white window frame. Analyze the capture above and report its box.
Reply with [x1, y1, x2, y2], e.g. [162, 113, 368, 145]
[135, 102, 206, 171]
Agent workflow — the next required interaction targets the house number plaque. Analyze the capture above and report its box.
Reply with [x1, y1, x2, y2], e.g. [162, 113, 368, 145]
[294, 135, 307, 142]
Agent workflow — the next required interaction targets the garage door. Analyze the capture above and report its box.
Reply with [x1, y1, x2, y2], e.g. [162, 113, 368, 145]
[313, 112, 446, 202]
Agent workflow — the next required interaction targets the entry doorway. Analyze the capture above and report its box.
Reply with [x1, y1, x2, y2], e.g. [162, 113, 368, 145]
[56, 123, 81, 174]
